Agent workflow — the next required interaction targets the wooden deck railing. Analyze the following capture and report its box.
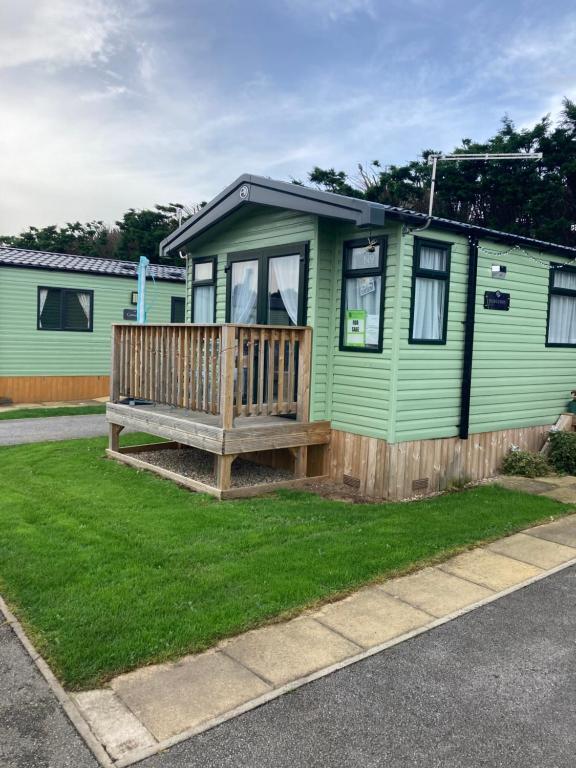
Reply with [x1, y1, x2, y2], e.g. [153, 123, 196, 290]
[110, 323, 312, 427]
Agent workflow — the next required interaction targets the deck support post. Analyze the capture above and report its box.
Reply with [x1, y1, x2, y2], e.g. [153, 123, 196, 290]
[219, 324, 236, 430]
[110, 325, 121, 403]
[215, 454, 235, 492]
[294, 446, 308, 478]
[296, 327, 312, 422]
[109, 423, 124, 452]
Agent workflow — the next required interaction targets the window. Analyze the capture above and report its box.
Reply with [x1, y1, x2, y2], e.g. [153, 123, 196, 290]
[409, 238, 451, 344]
[268, 253, 301, 325]
[226, 243, 307, 326]
[37, 287, 93, 331]
[190, 257, 216, 323]
[339, 237, 386, 352]
[171, 296, 185, 323]
[547, 265, 576, 346]
[230, 259, 258, 323]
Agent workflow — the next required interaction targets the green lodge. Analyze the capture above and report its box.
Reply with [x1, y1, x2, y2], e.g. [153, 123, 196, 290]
[0, 248, 186, 403]
[105, 175, 576, 499]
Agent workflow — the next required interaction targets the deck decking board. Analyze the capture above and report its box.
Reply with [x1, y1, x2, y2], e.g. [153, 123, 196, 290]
[107, 403, 330, 458]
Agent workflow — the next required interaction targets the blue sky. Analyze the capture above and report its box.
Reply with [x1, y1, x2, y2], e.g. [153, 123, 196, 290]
[1, 0, 575, 233]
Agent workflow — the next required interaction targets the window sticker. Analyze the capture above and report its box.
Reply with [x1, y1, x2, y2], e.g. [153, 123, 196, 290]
[358, 277, 376, 296]
[345, 309, 367, 347]
[366, 313, 379, 346]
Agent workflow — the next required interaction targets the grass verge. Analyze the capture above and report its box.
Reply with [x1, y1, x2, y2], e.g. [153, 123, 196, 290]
[0, 405, 106, 420]
[0, 432, 571, 689]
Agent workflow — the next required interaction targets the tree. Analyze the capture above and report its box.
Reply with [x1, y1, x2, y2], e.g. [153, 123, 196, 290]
[302, 99, 576, 246]
[1, 202, 205, 264]
[115, 204, 191, 264]
[1, 220, 113, 258]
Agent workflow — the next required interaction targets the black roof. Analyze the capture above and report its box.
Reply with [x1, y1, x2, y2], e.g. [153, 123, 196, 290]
[0, 246, 185, 282]
[160, 174, 576, 259]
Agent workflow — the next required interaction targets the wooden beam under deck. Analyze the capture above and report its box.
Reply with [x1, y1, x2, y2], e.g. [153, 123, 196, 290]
[106, 402, 330, 456]
[107, 402, 225, 453]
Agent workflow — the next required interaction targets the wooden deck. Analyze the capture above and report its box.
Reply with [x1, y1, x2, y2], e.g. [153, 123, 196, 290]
[106, 323, 330, 497]
[107, 402, 330, 455]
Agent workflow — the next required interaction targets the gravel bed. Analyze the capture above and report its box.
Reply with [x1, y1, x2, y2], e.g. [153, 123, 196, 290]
[134, 447, 294, 488]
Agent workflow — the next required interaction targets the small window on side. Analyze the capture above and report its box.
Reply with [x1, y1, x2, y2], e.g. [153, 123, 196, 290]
[191, 257, 216, 323]
[171, 297, 185, 323]
[409, 239, 451, 344]
[339, 237, 386, 353]
[547, 265, 576, 346]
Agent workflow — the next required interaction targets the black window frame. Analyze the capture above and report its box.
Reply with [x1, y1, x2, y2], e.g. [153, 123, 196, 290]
[546, 263, 576, 347]
[339, 236, 387, 354]
[409, 237, 451, 345]
[37, 286, 94, 332]
[225, 242, 308, 326]
[190, 256, 217, 323]
[170, 296, 186, 323]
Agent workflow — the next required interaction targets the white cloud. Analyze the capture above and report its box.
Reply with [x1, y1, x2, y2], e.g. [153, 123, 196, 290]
[283, 0, 377, 21]
[80, 84, 130, 102]
[476, 15, 576, 101]
[0, 0, 136, 70]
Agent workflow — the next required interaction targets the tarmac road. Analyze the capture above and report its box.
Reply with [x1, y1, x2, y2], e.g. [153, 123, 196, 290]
[0, 414, 109, 446]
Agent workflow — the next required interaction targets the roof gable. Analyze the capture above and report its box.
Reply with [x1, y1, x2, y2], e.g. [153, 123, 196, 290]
[160, 174, 576, 259]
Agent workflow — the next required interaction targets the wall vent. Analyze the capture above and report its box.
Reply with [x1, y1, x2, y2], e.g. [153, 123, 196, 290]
[343, 474, 361, 489]
[412, 478, 429, 492]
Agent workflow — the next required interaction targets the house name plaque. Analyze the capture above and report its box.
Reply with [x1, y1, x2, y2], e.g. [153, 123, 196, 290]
[483, 290, 510, 311]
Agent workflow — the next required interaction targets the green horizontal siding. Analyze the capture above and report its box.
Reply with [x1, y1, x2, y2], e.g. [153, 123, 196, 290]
[0, 267, 184, 376]
[469, 244, 575, 433]
[392, 231, 468, 441]
[392, 233, 576, 442]
[316, 220, 401, 439]
[310, 218, 337, 422]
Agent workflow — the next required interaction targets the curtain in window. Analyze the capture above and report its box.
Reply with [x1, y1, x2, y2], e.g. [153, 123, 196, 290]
[193, 285, 214, 323]
[269, 254, 299, 325]
[420, 246, 446, 271]
[554, 270, 576, 290]
[412, 245, 446, 340]
[549, 294, 576, 343]
[413, 278, 445, 340]
[231, 261, 257, 323]
[38, 288, 48, 328]
[77, 292, 91, 325]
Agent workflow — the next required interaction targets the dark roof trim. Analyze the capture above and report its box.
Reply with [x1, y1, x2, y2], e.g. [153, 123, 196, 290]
[160, 173, 576, 260]
[160, 174, 385, 255]
[383, 208, 576, 258]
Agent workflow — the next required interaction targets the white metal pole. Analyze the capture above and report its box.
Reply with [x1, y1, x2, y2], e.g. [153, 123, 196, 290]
[428, 155, 438, 219]
[136, 256, 149, 324]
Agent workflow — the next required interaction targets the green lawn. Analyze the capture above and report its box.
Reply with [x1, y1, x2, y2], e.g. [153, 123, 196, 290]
[0, 404, 106, 420]
[0, 433, 571, 690]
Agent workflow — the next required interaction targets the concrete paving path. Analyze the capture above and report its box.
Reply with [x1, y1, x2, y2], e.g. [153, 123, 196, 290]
[63, 514, 576, 764]
[0, 414, 109, 446]
[498, 472, 576, 503]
